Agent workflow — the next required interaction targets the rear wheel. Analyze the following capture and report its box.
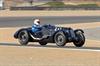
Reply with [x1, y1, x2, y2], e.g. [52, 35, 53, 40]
[54, 31, 66, 47]
[73, 31, 85, 47]
[39, 42, 47, 46]
[18, 30, 29, 45]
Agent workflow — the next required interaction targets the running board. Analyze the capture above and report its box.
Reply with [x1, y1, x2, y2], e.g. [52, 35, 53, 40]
[29, 33, 42, 40]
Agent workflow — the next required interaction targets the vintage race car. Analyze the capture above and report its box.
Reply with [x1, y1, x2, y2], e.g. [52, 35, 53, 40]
[14, 24, 85, 47]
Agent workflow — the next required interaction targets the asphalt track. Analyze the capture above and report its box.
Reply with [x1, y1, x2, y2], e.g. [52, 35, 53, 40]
[0, 16, 100, 40]
[0, 16, 100, 27]
[0, 16, 100, 42]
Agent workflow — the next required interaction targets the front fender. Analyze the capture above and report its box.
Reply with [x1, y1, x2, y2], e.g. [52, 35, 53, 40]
[74, 29, 84, 33]
[14, 28, 27, 39]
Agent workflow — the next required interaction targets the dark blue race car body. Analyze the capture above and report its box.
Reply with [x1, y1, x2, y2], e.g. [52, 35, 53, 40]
[14, 24, 85, 47]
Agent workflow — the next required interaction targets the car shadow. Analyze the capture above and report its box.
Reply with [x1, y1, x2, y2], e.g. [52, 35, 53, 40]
[0, 43, 100, 50]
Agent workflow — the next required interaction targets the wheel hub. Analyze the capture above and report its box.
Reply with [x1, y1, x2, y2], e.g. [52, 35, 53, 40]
[20, 33, 27, 41]
[57, 35, 63, 43]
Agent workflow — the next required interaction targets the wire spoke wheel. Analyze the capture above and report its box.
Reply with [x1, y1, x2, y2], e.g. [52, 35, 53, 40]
[74, 31, 85, 47]
[54, 32, 66, 47]
[18, 30, 29, 45]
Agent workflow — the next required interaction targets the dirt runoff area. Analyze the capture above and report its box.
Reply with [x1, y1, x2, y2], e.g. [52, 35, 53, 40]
[0, 22, 100, 66]
[0, 45, 100, 66]
[1, 10, 100, 17]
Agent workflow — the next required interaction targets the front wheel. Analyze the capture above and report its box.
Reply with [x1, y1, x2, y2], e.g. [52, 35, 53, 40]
[18, 30, 29, 45]
[54, 31, 66, 47]
[73, 31, 85, 47]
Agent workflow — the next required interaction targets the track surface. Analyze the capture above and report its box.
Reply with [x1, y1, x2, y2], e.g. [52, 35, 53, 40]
[0, 16, 100, 40]
[0, 16, 100, 27]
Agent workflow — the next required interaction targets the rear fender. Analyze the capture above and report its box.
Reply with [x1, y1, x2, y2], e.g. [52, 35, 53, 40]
[14, 28, 27, 39]
[74, 29, 84, 33]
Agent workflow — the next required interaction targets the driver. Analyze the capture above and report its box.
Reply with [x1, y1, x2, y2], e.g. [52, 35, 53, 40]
[32, 19, 42, 33]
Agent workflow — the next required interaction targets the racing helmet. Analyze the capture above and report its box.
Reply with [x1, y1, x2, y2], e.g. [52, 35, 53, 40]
[34, 19, 40, 25]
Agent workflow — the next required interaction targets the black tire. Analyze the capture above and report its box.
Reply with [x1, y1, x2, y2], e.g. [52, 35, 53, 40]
[18, 30, 29, 45]
[54, 31, 66, 47]
[39, 42, 47, 46]
[73, 31, 85, 47]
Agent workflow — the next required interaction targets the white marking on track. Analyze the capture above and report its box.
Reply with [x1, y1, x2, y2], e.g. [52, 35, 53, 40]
[20, 46, 100, 52]
[1, 44, 100, 52]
